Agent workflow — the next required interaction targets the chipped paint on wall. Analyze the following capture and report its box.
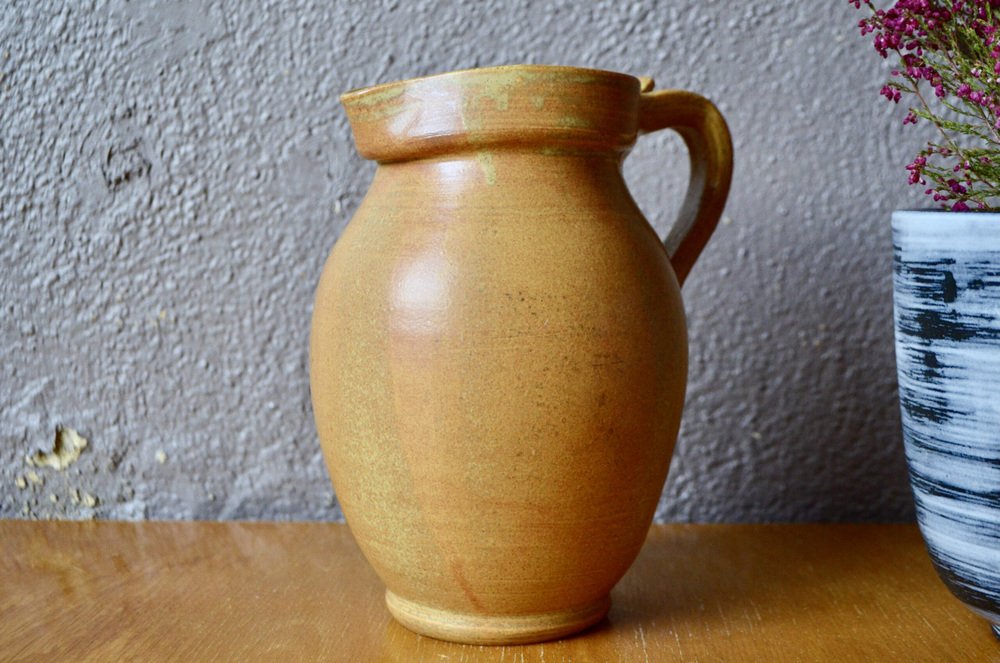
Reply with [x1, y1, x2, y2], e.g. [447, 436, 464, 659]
[26, 427, 88, 471]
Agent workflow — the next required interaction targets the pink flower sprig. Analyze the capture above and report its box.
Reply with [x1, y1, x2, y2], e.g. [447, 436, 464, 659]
[853, 0, 1000, 210]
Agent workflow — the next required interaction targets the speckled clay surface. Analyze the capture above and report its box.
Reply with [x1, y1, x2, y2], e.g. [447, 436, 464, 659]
[893, 210, 1000, 636]
[309, 65, 731, 644]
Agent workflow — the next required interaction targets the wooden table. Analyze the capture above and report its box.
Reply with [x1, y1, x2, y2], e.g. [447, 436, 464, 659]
[1, 522, 996, 661]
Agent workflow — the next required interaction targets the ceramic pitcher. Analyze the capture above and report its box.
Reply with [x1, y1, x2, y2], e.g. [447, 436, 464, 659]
[310, 64, 732, 645]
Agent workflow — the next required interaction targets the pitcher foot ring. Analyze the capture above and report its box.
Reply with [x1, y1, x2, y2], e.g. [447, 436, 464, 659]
[385, 589, 610, 645]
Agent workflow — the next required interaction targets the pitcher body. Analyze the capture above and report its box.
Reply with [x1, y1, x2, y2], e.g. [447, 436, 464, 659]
[310, 65, 732, 644]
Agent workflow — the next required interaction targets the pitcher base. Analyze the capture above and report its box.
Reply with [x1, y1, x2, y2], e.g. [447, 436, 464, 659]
[385, 590, 610, 645]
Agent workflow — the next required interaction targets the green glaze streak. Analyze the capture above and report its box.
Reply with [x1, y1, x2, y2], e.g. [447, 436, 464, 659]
[476, 150, 497, 186]
[557, 116, 594, 129]
[344, 84, 407, 107]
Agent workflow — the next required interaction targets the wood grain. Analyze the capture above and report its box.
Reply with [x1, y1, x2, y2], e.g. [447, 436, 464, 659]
[1, 523, 996, 662]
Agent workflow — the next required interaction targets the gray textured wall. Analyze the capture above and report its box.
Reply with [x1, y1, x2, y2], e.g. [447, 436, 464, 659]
[1, 1, 923, 522]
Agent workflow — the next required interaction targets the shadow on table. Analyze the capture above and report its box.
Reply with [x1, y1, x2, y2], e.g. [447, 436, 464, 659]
[373, 524, 922, 660]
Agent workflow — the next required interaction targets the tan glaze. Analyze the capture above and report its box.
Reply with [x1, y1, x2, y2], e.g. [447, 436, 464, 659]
[310, 65, 734, 645]
[5, 522, 999, 660]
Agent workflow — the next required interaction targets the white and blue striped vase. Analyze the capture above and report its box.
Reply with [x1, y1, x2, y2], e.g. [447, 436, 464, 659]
[893, 210, 1000, 640]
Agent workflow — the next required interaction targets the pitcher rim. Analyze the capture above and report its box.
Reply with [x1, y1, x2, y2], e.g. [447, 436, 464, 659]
[340, 64, 640, 105]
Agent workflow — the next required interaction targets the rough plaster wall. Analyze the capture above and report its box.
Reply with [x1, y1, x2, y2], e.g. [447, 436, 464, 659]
[1, 1, 922, 521]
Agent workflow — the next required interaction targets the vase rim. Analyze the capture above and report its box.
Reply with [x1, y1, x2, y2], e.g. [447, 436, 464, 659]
[893, 208, 1000, 215]
[893, 209, 1000, 223]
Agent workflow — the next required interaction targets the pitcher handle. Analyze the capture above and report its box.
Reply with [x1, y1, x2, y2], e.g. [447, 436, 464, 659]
[638, 84, 733, 286]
